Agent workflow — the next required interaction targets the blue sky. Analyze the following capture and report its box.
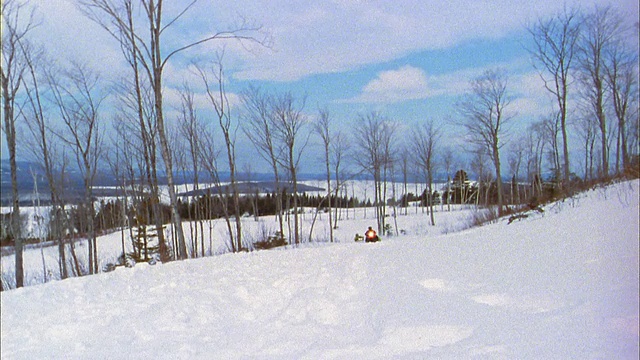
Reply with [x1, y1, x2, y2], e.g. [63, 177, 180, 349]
[4, 0, 639, 174]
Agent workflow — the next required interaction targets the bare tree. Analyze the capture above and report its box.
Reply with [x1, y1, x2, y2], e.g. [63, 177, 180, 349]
[523, 121, 547, 197]
[353, 112, 396, 233]
[411, 120, 441, 226]
[314, 109, 335, 242]
[329, 130, 349, 229]
[577, 6, 622, 179]
[241, 86, 285, 239]
[1, 0, 37, 288]
[542, 111, 562, 182]
[81, 0, 170, 261]
[113, 116, 157, 260]
[47, 61, 105, 275]
[441, 147, 455, 211]
[18, 35, 75, 279]
[79, 0, 269, 260]
[171, 126, 197, 258]
[178, 84, 205, 257]
[527, 7, 581, 185]
[112, 71, 170, 261]
[399, 147, 410, 215]
[574, 111, 598, 182]
[471, 147, 492, 207]
[457, 69, 514, 215]
[271, 92, 309, 245]
[195, 59, 244, 252]
[194, 99, 244, 254]
[104, 136, 130, 267]
[507, 138, 525, 204]
[604, 27, 638, 173]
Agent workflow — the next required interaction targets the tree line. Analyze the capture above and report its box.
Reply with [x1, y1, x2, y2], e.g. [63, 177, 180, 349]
[2, 1, 638, 288]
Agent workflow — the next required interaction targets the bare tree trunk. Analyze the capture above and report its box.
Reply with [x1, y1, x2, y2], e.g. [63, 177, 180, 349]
[1, 0, 37, 288]
[315, 109, 334, 242]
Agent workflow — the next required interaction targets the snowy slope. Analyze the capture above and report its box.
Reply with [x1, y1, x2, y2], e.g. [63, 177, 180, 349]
[1, 180, 638, 359]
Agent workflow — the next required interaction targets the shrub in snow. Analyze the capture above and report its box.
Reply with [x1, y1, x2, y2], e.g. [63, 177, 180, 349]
[254, 231, 286, 250]
[1, 271, 15, 291]
[383, 223, 393, 236]
[129, 225, 162, 263]
[125, 256, 136, 268]
[104, 253, 144, 271]
[103, 263, 117, 272]
[467, 207, 500, 227]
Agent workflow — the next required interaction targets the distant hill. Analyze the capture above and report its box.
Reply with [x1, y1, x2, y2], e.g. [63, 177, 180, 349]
[178, 181, 324, 197]
[0, 159, 325, 205]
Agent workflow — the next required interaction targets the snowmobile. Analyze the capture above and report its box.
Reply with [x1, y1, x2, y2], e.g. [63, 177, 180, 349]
[364, 227, 380, 242]
[354, 227, 380, 242]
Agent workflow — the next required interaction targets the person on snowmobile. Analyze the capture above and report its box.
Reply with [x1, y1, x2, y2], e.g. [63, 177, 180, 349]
[365, 226, 379, 242]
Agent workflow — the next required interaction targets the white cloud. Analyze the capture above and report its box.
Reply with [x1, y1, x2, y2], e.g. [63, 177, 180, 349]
[364, 66, 428, 94]
[344, 65, 487, 104]
[346, 65, 430, 103]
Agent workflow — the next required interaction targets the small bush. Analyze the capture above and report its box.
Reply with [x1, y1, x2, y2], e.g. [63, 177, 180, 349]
[383, 223, 393, 236]
[469, 207, 500, 227]
[1, 271, 15, 291]
[254, 231, 286, 250]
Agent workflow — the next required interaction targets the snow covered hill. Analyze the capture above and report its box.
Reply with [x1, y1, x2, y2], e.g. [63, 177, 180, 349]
[1, 180, 638, 359]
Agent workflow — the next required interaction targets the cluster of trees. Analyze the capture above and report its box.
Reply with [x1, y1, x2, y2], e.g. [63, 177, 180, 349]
[1, 0, 269, 288]
[526, 6, 639, 185]
[2, 1, 638, 288]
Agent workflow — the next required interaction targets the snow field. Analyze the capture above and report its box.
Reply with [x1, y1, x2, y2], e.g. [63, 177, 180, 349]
[1, 201, 476, 287]
[1, 180, 638, 359]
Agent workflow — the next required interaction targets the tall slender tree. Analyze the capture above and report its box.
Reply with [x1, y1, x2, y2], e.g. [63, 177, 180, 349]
[47, 62, 105, 275]
[527, 7, 581, 185]
[577, 6, 621, 179]
[241, 86, 285, 239]
[411, 120, 441, 226]
[176, 84, 204, 255]
[603, 27, 638, 173]
[329, 130, 349, 229]
[2, 0, 37, 287]
[271, 92, 309, 245]
[314, 109, 334, 242]
[20, 38, 73, 279]
[457, 69, 514, 215]
[195, 59, 244, 252]
[353, 112, 396, 234]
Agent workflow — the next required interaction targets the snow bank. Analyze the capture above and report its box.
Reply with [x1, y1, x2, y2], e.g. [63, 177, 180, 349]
[1, 180, 638, 359]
